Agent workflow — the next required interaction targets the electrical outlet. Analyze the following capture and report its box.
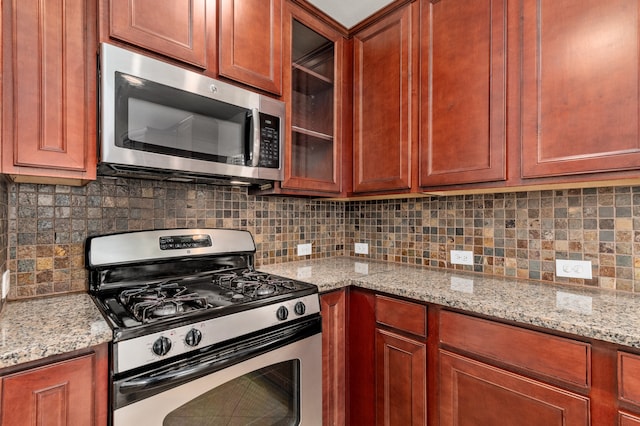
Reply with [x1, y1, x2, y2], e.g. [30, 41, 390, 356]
[450, 250, 473, 266]
[2, 270, 9, 299]
[354, 243, 369, 255]
[555, 259, 592, 279]
[297, 243, 312, 256]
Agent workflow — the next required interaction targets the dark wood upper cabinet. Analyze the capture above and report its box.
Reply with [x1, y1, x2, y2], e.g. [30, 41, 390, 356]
[279, 1, 347, 194]
[219, 0, 282, 95]
[521, 0, 640, 178]
[352, 2, 419, 194]
[109, 0, 212, 68]
[2, 0, 97, 184]
[419, 0, 507, 187]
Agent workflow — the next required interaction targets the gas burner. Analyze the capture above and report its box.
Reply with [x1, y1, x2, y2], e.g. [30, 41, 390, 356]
[120, 283, 209, 323]
[216, 270, 296, 299]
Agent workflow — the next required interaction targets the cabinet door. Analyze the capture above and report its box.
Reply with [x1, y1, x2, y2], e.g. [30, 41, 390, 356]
[2, 0, 97, 184]
[440, 350, 590, 426]
[621, 412, 640, 426]
[419, 0, 506, 187]
[109, 0, 210, 68]
[281, 2, 345, 194]
[353, 3, 418, 193]
[521, 0, 640, 178]
[375, 329, 427, 426]
[1, 354, 98, 425]
[219, 0, 282, 95]
[320, 290, 346, 426]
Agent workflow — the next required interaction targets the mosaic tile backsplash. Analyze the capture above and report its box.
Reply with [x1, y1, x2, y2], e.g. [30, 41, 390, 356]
[6, 178, 640, 298]
[7, 178, 344, 298]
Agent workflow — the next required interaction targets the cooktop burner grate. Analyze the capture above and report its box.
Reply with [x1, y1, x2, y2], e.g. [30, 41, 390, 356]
[120, 283, 210, 323]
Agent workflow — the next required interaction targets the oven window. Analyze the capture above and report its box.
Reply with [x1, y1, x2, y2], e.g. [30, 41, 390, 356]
[163, 360, 300, 425]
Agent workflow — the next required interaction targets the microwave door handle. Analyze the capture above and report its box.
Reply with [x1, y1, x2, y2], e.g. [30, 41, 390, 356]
[250, 108, 261, 167]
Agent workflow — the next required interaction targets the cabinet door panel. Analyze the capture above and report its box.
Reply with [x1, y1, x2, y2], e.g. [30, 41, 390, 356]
[219, 0, 282, 94]
[521, 0, 640, 177]
[440, 350, 589, 426]
[420, 0, 506, 186]
[110, 0, 208, 67]
[375, 329, 427, 426]
[621, 412, 640, 426]
[353, 4, 418, 193]
[3, 0, 96, 182]
[320, 290, 346, 426]
[1, 354, 96, 425]
[280, 3, 344, 194]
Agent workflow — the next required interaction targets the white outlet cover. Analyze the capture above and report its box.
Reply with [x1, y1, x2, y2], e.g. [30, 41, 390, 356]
[355, 243, 369, 254]
[555, 259, 592, 279]
[297, 243, 312, 256]
[450, 250, 474, 266]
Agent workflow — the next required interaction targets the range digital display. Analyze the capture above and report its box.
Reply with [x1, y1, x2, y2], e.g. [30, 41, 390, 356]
[159, 234, 212, 250]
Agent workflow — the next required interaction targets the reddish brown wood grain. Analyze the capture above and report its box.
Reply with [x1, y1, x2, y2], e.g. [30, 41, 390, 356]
[375, 329, 427, 426]
[521, 0, 640, 178]
[352, 3, 418, 194]
[321, 290, 347, 426]
[440, 310, 591, 389]
[440, 350, 590, 426]
[219, 0, 282, 94]
[110, 0, 208, 67]
[375, 294, 427, 338]
[419, 0, 507, 187]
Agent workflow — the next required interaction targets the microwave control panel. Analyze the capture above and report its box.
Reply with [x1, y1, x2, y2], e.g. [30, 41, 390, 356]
[258, 113, 280, 168]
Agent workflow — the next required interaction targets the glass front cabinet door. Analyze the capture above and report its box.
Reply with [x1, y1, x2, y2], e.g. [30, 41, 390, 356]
[280, 2, 347, 195]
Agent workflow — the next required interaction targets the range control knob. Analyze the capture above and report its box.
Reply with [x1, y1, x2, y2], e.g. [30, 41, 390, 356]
[294, 301, 306, 316]
[152, 336, 172, 356]
[276, 306, 289, 321]
[185, 328, 202, 347]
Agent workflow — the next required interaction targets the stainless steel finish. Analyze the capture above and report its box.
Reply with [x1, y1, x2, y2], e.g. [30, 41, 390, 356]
[251, 107, 261, 167]
[113, 334, 322, 425]
[99, 43, 285, 183]
[87, 229, 255, 267]
[114, 294, 320, 373]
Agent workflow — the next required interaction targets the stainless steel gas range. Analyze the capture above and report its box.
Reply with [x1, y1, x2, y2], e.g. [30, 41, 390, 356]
[86, 229, 322, 425]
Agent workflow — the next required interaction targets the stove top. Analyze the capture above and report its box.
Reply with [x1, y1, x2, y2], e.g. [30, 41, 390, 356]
[86, 229, 319, 348]
[94, 267, 316, 332]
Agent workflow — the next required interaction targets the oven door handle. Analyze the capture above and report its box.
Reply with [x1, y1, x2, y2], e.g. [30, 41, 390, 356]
[119, 358, 222, 392]
[117, 316, 321, 396]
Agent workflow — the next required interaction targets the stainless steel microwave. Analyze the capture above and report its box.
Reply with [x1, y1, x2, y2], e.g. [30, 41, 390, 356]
[98, 43, 285, 185]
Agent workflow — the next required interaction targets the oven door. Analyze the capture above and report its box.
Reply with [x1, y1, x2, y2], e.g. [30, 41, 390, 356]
[112, 319, 322, 426]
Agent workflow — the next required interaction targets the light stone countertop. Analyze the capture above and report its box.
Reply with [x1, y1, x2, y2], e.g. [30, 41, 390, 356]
[259, 257, 640, 349]
[0, 293, 112, 369]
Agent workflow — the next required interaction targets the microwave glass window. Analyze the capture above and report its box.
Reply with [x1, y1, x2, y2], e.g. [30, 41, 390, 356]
[115, 72, 252, 165]
[163, 360, 300, 426]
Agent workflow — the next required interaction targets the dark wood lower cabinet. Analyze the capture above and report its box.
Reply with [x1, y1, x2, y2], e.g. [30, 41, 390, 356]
[375, 329, 427, 426]
[439, 349, 590, 426]
[0, 344, 108, 425]
[321, 290, 347, 426]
